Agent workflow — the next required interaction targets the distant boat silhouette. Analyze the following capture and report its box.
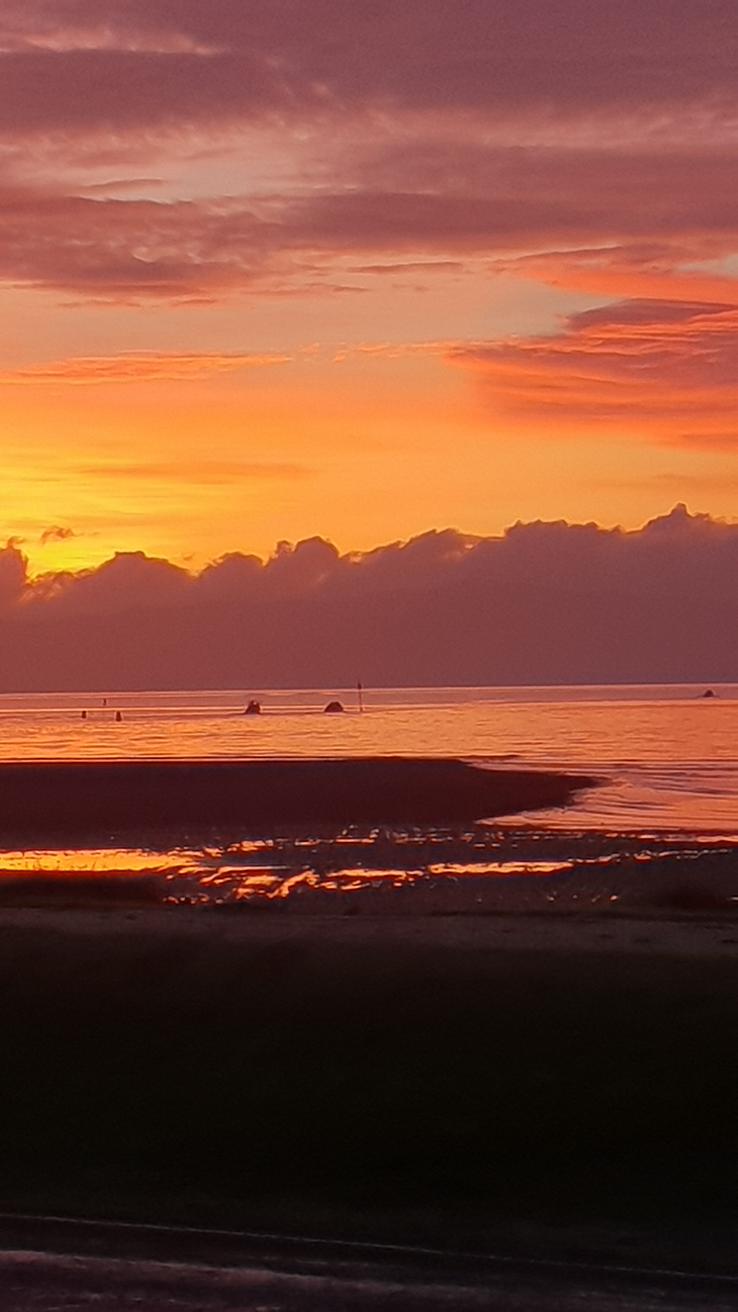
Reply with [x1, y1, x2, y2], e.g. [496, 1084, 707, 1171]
[324, 700, 345, 714]
[244, 699, 262, 715]
[700, 689, 718, 698]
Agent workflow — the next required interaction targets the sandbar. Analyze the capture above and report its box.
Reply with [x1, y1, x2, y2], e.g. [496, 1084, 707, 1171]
[0, 757, 595, 839]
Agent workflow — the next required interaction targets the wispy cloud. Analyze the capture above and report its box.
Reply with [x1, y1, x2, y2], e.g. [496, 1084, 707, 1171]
[1, 1, 737, 133]
[448, 301, 738, 435]
[0, 351, 292, 383]
[72, 459, 312, 484]
[40, 524, 76, 544]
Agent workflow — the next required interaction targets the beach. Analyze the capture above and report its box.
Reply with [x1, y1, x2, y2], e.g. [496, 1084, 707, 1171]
[2, 904, 738, 1277]
[0, 741, 736, 1286]
[6, 0, 737, 1295]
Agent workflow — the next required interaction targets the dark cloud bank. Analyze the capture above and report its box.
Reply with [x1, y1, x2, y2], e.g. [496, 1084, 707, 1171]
[4, 0, 737, 129]
[0, 505, 736, 689]
[1, 2, 737, 304]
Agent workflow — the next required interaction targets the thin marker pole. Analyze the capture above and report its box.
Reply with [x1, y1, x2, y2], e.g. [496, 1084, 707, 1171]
[357, 680, 364, 713]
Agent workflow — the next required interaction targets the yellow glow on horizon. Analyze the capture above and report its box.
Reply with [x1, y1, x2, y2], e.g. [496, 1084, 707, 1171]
[2, 325, 738, 579]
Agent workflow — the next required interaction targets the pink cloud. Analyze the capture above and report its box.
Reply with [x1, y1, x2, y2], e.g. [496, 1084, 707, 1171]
[448, 300, 738, 431]
[0, 2, 736, 133]
[0, 1, 734, 470]
[0, 143, 737, 303]
[0, 118, 736, 304]
[0, 351, 291, 383]
[0, 541, 29, 606]
[40, 525, 76, 544]
[488, 244, 738, 305]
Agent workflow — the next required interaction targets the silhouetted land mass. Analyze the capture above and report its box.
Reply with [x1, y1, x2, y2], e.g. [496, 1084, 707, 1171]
[0, 758, 594, 839]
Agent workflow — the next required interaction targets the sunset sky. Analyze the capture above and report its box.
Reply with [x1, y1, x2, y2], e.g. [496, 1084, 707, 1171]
[2, 0, 738, 577]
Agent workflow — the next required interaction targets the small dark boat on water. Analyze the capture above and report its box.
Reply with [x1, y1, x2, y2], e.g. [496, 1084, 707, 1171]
[244, 699, 262, 715]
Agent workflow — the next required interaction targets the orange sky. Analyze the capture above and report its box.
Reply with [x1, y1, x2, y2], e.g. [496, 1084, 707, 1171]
[1, 1, 738, 576]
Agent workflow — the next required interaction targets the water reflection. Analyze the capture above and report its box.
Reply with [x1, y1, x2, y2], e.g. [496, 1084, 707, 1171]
[1, 823, 737, 913]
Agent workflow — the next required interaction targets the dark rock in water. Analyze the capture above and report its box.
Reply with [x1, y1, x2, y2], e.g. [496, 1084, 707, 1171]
[701, 689, 717, 698]
[324, 700, 345, 714]
[244, 699, 262, 715]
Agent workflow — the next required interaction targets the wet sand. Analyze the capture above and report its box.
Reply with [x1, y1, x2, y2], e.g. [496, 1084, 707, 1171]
[0, 757, 594, 838]
[2, 906, 738, 1273]
[3, 902, 738, 954]
[2, 1227, 737, 1310]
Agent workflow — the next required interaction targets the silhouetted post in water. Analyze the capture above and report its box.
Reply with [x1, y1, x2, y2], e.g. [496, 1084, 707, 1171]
[357, 680, 364, 713]
[115, 710, 123, 722]
[102, 698, 107, 707]
[81, 710, 87, 720]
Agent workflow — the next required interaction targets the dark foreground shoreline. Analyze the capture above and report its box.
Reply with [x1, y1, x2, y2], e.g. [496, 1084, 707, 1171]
[2, 1217, 737, 1311]
[2, 910, 738, 1277]
[0, 757, 594, 838]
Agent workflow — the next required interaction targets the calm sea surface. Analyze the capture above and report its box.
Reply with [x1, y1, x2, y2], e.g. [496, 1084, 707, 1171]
[1, 684, 736, 906]
[0, 683, 736, 830]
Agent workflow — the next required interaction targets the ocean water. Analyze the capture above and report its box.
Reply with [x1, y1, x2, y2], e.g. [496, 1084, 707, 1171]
[0, 682, 735, 828]
[1, 684, 736, 908]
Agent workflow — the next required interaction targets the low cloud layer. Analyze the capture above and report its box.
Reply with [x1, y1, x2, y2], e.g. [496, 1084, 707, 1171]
[0, 505, 735, 688]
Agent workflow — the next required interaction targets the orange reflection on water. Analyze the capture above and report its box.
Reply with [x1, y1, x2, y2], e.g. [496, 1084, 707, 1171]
[427, 860, 572, 876]
[266, 872, 322, 899]
[0, 847, 193, 875]
[321, 868, 418, 885]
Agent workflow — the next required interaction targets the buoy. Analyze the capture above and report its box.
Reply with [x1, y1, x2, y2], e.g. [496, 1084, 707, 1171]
[115, 710, 123, 722]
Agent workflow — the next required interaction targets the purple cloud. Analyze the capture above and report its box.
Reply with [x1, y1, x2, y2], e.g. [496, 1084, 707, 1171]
[0, 2, 736, 132]
[448, 300, 738, 428]
[40, 525, 76, 544]
[1, 507, 737, 687]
